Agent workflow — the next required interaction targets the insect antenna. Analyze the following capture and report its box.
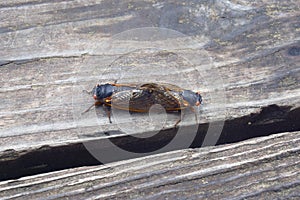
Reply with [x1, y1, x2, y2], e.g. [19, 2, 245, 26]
[81, 88, 97, 114]
[82, 89, 93, 95]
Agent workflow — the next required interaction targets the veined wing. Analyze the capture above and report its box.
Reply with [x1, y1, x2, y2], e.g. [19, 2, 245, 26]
[138, 83, 184, 110]
[109, 89, 155, 112]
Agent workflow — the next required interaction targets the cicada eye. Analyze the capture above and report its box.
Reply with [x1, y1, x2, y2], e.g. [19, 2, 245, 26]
[196, 92, 202, 105]
[91, 87, 97, 99]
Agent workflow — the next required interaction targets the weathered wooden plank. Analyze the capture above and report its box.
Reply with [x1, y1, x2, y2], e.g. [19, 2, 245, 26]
[0, 0, 299, 147]
[0, 131, 299, 199]
[0, 0, 299, 184]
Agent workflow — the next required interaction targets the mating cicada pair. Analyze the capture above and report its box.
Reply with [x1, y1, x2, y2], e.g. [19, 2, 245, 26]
[84, 82, 202, 127]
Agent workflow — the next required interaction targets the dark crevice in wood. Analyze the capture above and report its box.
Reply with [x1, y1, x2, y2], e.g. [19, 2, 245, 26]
[0, 53, 90, 66]
[0, 104, 299, 181]
[0, 0, 69, 9]
[0, 61, 13, 67]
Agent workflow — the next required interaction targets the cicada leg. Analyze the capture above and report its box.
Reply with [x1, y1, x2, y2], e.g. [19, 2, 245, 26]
[102, 104, 112, 123]
[174, 106, 198, 128]
[83, 102, 112, 123]
[172, 98, 190, 128]
[81, 104, 94, 114]
[180, 99, 199, 125]
[82, 101, 103, 114]
[189, 106, 198, 124]
[174, 110, 182, 128]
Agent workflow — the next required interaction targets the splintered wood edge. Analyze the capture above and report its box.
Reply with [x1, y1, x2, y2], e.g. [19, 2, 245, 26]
[0, 131, 299, 199]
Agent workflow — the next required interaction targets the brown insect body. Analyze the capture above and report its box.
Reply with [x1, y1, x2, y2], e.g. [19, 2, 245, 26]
[88, 82, 202, 125]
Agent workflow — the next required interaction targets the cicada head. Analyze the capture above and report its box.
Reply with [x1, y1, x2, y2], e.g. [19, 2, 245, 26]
[92, 83, 114, 100]
[195, 91, 202, 106]
[182, 90, 202, 107]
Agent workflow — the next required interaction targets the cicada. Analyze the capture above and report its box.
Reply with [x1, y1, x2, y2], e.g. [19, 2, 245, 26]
[84, 82, 202, 126]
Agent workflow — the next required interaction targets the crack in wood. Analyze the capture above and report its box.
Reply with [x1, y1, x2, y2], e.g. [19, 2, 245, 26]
[0, 104, 299, 182]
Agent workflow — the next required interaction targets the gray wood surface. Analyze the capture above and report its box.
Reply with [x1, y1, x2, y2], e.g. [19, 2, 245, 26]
[0, 0, 299, 198]
[1, 0, 299, 150]
[0, 131, 299, 199]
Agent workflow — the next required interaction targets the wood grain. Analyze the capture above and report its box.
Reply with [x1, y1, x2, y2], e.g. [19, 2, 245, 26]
[0, 131, 299, 199]
[1, 0, 299, 150]
[0, 0, 299, 195]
